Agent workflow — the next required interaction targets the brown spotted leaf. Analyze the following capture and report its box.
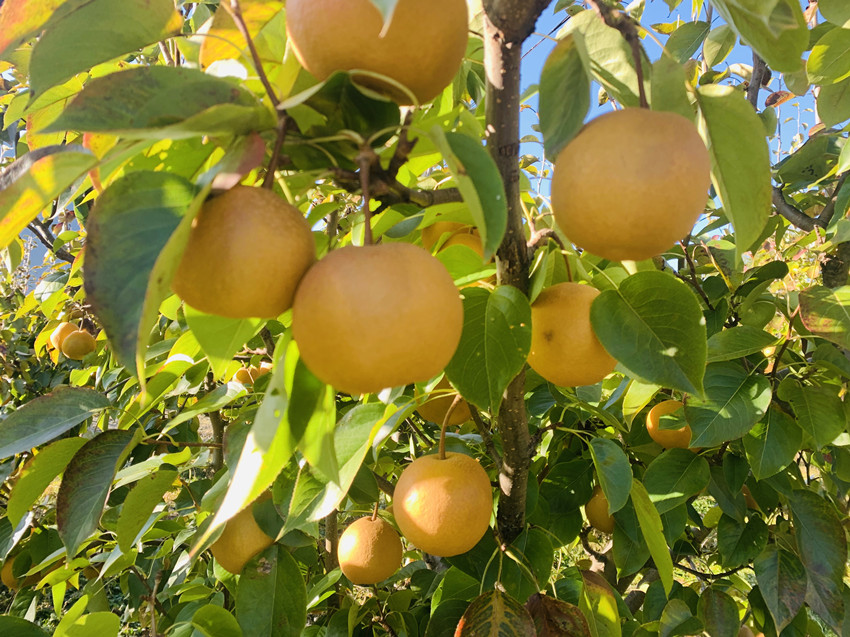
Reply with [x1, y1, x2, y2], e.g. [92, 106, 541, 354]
[799, 286, 850, 350]
[526, 593, 591, 636]
[765, 90, 794, 107]
[455, 590, 536, 637]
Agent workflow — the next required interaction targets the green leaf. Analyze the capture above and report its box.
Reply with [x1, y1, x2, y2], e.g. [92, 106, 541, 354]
[643, 449, 710, 514]
[29, 0, 181, 96]
[0, 617, 50, 637]
[429, 129, 507, 259]
[539, 34, 591, 159]
[185, 308, 265, 380]
[0, 387, 110, 460]
[116, 467, 177, 552]
[697, 84, 772, 261]
[706, 326, 778, 362]
[192, 605, 243, 637]
[580, 571, 622, 637]
[703, 25, 737, 67]
[696, 587, 739, 637]
[684, 362, 772, 448]
[567, 9, 645, 107]
[7, 437, 87, 525]
[631, 481, 674, 596]
[0, 147, 96, 250]
[57, 612, 120, 637]
[666, 21, 710, 63]
[708, 0, 807, 72]
[778, 380, 846, 450]
[281, 403, 384, 534]
[445, 287, 531, 414]
[659, 599, 702, 637]
[611, 499, 651, 577]
[84, 171, 198, 379]
[754, 545, 807, 633]
[456, 590, 536, 636]
[820, 0, 850, 27]
[650, 55, 693, 120]
[717, 513, 768, 568]
[800, 286, 850, 350]
[817, 76, 850, 126]
[808, 27, 850, 85]
[588, 438, 632, 515]
[591, 271, 706, 395]
[237, 546, 307, 637]
[46, 66, 275, 139]
[57, 429, 140, 556]
[426, 600, 470, 637]
[743, 407, 801, 480]
[165, 382, 248, 433]
[789, 489, 847, 633]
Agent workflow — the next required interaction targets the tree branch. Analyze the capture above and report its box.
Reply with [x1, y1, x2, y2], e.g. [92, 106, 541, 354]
[330, 166, 462, 209]
[27, 218, 75, 264]
[816, 172, 848, 228]
[482, 0, 553, 43]
[221, 0, 280, 108]
[483, 9, 533, 546]
[747, 52, 768, 109]
[468, 403, 502, 467]
[772, 186, 825, 232]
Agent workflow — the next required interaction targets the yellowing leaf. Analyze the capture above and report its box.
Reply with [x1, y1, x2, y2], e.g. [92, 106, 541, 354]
[199, 0, 285, 69]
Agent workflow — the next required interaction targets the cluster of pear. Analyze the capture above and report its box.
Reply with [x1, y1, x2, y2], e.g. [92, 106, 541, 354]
[524, 107, 711, 390]
[584, 400, 695, 534]
[49, 321, 96, 360]
[233, 361, 272, 386]
[209, 452, 493, 585]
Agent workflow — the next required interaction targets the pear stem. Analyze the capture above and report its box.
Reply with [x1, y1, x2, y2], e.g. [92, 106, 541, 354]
[371, 501, 380, 521]
[438, 394, 462, 460]
[358, 149, 374, 245]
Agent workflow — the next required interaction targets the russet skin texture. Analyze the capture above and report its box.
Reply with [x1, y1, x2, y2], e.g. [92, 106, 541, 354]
[291, 243, 463, 395]
[393, 452, 492, 557]
[584, 485, 615, 534]
[172, 186, 315, 319]
[646, 399, 695, 449]
[527, 282, 617, 387]
[551, 108, 711, 262]
[285, 0, 469, 104]
[337, 516, 403, 585]
[210, 498, 275, 575]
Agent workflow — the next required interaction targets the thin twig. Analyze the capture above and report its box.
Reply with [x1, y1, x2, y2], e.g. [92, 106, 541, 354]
[158, 42, 175, 67]
[678, 240, 715, 310]
[220, 0, 280, 108]
[358, 149, 375, 246]
[129, 566, 168, 617]
[468, 404, 502, 466]
[330, 168, 463, 209]
[674, 561, 747, 580]
[141, 440, 223, 448]
[438, 396, 463, 460]
[262, 118, 289, 189]
[386, 110, 416, 180]
[747, 52, 767, 110]
[816, 172, 849, 227]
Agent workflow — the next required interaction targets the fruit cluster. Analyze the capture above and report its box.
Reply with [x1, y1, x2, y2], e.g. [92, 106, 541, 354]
[49, 321, 96, 361]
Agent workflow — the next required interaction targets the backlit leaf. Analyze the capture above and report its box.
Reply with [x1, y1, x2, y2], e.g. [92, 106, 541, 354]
[708, 0, 807, 72]
[191, 605, 242, 637]
[666, 21, 710, 63]
[579, 571, 621, 637]
[706, 326, 778, 362]
[199, 1, 285, 70]
[807, 27, 850, 85]
[0, 146, 96, 250]
[455, 590, 536, 637]
[591, 271, 706, 395]
[0, 0, 88, 60]
[703, 25, 736, 67]
[185, 308, 265, 380]
[539, 34, 591, 159]
[697, 84, 772, 261]
[588, 438, 632, 514]
[643, 449, 710, 514]
[631, 481, 674, 596]
[525, 593, 591, 637]
[817, 76, 850, 126]
[0, 387, 109, 460]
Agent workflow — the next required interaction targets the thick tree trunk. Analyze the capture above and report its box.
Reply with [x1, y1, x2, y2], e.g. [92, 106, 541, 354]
[482, 0, 551, 545]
